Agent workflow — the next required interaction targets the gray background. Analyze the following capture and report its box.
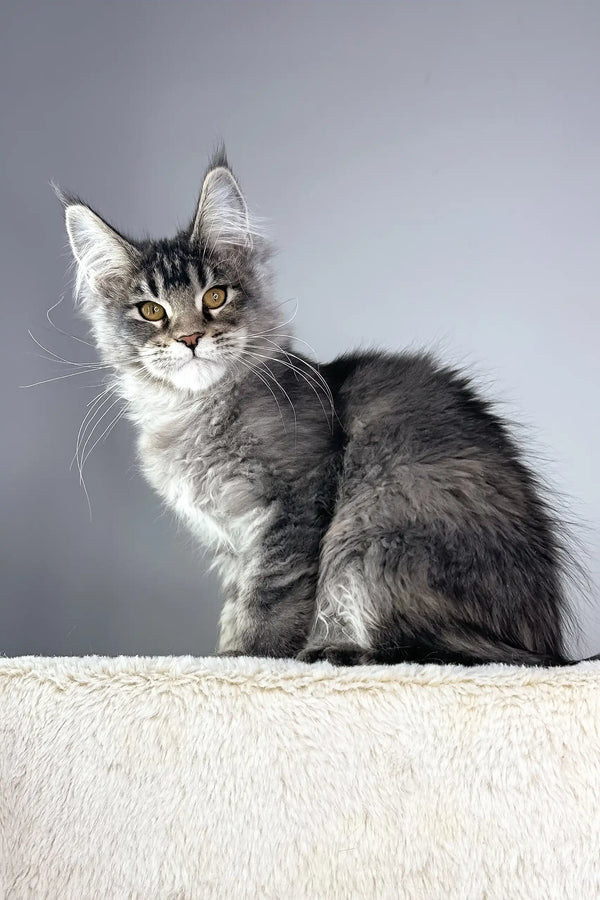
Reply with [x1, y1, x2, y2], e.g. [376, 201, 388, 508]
[1, 0, 599, 658]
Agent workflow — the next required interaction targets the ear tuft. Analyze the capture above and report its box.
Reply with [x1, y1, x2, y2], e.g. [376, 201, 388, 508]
[64, 204, 138, 297]
[51, 180, 70, 208]
[206, 143, 229, 172]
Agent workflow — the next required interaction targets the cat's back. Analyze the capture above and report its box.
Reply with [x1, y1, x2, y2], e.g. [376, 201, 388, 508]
[321, 349, 513, 461]
[320, 349, 560, 582]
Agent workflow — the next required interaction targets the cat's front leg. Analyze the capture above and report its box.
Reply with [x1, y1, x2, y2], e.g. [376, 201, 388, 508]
[216, 573, 317, 659]
[297, 642, 370, 665]
[296, 582, 374, 666]
[296, 533, 377, 666]
[216, 594, 264, 656]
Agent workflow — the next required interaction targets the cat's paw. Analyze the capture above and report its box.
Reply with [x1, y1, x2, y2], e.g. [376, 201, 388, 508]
[297, 643, 369, 666]
[215, 649, 246, 658]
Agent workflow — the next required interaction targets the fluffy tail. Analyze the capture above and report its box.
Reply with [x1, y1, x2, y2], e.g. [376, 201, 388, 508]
[366, 633, 600, 667]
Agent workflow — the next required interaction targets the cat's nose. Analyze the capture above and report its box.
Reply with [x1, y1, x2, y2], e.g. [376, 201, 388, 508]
[176, 332, 202, 349]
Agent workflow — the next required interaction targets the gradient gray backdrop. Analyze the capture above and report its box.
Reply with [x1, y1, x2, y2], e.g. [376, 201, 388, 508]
[1, 0, 599, 657]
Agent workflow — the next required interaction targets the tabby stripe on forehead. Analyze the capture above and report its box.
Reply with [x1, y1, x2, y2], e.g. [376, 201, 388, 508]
[146, 272, 159, 297]
[159, 257, 192, 290]
[194, 259, 207, 287]
[158, 257, 172, 287]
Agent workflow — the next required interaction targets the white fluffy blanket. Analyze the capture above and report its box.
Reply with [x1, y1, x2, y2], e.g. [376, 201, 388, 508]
[1, 655, 599, 899]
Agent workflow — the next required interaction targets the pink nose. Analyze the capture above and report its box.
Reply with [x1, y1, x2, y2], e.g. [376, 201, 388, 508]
[177, 332, 202, 349]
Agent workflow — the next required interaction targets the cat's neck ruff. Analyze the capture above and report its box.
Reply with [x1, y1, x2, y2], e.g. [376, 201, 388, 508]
[118, 367, 238, 435]
[117, 365, 263, 556]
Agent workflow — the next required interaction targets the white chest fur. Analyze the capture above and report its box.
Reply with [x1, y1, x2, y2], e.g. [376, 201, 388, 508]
[136, 409, 273, 593]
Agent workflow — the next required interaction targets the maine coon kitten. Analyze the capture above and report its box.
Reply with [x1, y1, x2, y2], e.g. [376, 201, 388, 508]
[61, 150, 595, 666]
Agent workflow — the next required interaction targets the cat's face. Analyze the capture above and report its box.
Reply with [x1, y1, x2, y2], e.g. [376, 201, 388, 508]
[63, 154, 278, 393]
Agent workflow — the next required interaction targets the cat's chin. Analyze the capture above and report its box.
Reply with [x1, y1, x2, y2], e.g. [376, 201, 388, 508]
[169, 357, 227, 393]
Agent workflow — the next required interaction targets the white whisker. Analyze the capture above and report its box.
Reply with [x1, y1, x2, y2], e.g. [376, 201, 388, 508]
[246, 339, 333, 403]
[77, 396, 122, 487]
[223, 352, 287, 433]
[71, 387, 115, 473]
[246, 330, 319, 359]
[237, 351, 298, 439]
[72, 391, 113, 518]
[20, 367, 111, 388]
[248, 301, 299, 337]
[81, 403, 128, 470]
[46, 295, 94, 347]
[27, 331, 101, 367]
[243, 349, 331, 430]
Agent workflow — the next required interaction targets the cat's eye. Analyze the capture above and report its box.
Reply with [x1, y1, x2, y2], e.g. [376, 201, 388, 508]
[202, 287, 227, 310]
[138, 301, 166, 322]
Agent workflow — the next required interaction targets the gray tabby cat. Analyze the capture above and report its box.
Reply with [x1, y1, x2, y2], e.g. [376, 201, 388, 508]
[61, 150, 596, 666]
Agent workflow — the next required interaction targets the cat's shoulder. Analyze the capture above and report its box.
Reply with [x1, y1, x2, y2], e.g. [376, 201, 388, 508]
[319, 348, 463, 397]
[320, 349, 508, 448]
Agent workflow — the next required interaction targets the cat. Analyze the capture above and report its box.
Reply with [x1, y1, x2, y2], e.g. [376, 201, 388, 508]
[60, 149, 597, 666]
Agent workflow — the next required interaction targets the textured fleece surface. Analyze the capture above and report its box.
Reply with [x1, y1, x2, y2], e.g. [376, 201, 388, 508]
[1, 656, 599, 900]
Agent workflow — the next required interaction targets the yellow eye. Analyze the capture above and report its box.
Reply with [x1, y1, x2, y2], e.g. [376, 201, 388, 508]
[202, 287, 227, 310]
[139, 301, 166, 322]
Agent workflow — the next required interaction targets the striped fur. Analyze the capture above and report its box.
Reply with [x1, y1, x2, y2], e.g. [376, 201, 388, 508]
[61, 150, 594, 666]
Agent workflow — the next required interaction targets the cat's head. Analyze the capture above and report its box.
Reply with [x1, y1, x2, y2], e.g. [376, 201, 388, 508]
[62, 150, 280, 393]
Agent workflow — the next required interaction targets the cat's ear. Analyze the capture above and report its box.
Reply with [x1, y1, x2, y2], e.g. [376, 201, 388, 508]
[191, 155, 253, 255]
[61, 196, 139, 296]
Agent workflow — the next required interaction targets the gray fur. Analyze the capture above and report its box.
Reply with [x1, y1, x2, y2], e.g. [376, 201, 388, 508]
[62, 151, 592, 666]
